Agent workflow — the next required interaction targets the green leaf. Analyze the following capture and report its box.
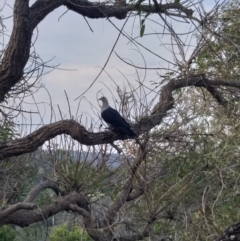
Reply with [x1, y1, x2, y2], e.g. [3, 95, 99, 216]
[174, 0, 180, 3]
[140, 24, 145, 37]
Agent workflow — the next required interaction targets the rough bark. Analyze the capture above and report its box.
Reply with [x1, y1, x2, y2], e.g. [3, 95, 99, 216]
[0, 203, 36, 220]
[0, 75, 238, 161]
[0, 192, 89, 227]
[0, 0, 31, 102]
[24, 180, 65, 202]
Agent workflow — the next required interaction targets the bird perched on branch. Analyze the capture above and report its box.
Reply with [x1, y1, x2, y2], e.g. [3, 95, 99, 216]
[99, 96, 136, 137]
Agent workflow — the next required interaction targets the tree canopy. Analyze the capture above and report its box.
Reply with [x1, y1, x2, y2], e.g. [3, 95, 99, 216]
[1, 0, 240, 240]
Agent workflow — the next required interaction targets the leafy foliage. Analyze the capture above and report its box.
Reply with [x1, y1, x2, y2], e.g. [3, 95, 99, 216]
[0, 225, 16, 241]
[49, 224, 91, 241]
[0, 118, 19, 143]
[195, 0, 240, 80]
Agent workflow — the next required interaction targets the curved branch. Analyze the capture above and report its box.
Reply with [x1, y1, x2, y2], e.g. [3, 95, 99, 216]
[29, 0, 65, 30]
[63, 0, 194, 20]
[68, 204, 90, 218]
[24, 180, 65, 202]
[0, 119, 131, 160]
[151, 75, 239, 114]
[0, 76, 239, 161]
[0, 179, 104, 240]
[0, 202, 36, 220]
[68, 203, 105, 241]
[0, 192, 88, 227]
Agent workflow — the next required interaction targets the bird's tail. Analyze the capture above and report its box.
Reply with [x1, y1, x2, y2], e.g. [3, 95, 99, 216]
[118, 126, 136, 137]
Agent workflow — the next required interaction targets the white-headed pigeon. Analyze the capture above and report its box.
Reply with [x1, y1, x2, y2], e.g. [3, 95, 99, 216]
[99, 96, 136, 137]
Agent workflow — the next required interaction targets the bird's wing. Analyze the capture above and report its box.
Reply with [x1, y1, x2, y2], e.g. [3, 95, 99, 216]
[101, 107, 136, 137]
[101, 107, 129, 128]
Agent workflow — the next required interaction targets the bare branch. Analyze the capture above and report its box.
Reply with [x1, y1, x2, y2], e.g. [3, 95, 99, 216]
[63, 1, 194, 20]
[24, 180, 65, 202]
[0, 76, 239, 160]
[0, 192, 89, 227]
[0, 202, 36, 220]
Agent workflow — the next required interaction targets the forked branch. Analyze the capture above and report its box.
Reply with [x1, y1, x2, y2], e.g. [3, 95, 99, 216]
[0, 75, 238, 161]
[0, 192, 89, 227]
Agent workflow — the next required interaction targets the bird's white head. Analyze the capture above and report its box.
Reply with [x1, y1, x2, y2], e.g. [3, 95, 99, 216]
[99, 96, 109, 111]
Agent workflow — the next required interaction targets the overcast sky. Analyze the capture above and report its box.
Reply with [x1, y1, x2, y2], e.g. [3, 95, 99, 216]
[1, 0, 221, 133]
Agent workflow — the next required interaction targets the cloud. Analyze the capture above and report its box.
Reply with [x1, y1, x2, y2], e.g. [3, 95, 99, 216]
[2, 0, 219, 128]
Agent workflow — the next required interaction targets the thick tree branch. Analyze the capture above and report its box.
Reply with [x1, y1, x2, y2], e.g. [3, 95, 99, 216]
[29, 0, 65, 30]
[63, 0, 194, 20]
[0, 192, 89, 227]
[0, 119, 131, 160]
[68, 204, 90, 218]
[151, 76, 239, 115]
[82, 210, 106, 241]
[68, 203, 106, 240]
[0, 0, 31, 102]
[0, 76, 239, 161]
[24, 180, 65, 202]
[1, 179, 104, 240]
[0, 202, 36, 220]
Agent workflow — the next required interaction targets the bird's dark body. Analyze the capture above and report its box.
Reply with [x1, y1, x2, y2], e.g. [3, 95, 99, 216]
[101, 107, 136, 137]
